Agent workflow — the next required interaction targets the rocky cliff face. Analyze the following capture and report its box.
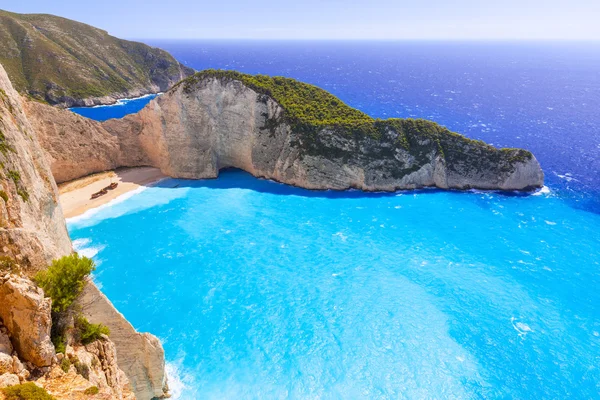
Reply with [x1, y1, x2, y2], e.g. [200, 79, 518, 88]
[0, 64, 71, 269]
[28, 72, 544, 191]
[79, 282, 168, 400]
[100, 73, 544, 191]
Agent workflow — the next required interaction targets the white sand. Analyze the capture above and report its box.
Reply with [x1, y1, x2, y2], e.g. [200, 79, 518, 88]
[59, 167, 166, 218]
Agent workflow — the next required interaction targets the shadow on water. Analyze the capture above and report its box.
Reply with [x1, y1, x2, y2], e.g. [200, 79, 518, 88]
[149, 168, 538, 200]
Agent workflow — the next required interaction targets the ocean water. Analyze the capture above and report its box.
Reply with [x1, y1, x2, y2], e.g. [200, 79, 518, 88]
[69, 94, 157, 121]
[66, 41, 600, 399]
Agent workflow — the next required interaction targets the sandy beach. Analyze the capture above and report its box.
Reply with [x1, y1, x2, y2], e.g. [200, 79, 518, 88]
[59, 167, 167, 218]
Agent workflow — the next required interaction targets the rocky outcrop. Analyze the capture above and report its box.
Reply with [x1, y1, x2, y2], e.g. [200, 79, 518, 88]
[27, 71, 543, 191]
[0, 275, 54, 367]
[99, 73, 544, 191]
[79, 281, 168, 399]
[24, 101, 122, 184]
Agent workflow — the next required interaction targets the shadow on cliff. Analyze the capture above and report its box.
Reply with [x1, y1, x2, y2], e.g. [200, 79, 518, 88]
[149, 168, 534, 199]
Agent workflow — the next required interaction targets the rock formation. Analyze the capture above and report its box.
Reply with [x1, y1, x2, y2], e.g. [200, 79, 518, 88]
[0, 275, 54, 367]
[27, 71, 544, 191]
[79, 282, 168, 400]
[0, 63, 71, 269]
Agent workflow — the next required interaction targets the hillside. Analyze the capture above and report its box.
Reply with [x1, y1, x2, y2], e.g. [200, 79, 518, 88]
[0, 10, 194, 106]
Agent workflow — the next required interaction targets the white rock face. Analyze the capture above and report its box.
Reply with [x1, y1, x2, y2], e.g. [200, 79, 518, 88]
[0, 372, 19, 388]
[0, 276, 55, 367]
[100, 76, 544, 191]
[79, 281, 168, 400]
[0, 64, 72, 269]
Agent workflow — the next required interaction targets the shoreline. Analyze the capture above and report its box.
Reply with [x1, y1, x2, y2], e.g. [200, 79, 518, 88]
[68, 92, 162, 110]
[59, 167, 167, 218]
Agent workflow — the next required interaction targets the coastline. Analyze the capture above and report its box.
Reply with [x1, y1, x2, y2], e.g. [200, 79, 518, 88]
[59, 167, 167, 218]
[68, 92, 162, 110]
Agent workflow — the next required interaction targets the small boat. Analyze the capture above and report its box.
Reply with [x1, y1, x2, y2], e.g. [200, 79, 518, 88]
[90, 189, 108, 200]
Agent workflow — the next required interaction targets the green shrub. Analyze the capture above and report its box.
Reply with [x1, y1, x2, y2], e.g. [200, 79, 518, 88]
[76, 315, 110, 345]
[1, 382, 56, 400]
[16, 188, 29, 202]
[0, 189, 8, 202]
[73, 359, 90, 380]
[0, 256, 19, 274]
[7, 169, 20, 184]
[34, 254, 95, 313]
[60, 356, 70, 373]
[83, 386, 99, 395]
[52, 333, 66, 355]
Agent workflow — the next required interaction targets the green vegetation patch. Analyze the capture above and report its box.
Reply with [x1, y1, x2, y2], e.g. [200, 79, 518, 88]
[1, 383, 56, 400]
[75, 315, 110, 345]
[84, 386, 99, 396]
[34, 253, 95, 313]
[60, 356, 70, 373]
[177, 69, 378, 134]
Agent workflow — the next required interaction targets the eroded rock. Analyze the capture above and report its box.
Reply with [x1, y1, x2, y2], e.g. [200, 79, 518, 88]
[0, 276, 54, 367]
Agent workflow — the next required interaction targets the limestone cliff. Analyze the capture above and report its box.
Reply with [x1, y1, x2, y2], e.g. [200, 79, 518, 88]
[100, 71, 544, 191]
[0, 63, 71, 269]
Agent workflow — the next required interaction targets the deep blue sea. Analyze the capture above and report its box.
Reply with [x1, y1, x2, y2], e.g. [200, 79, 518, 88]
[67, 41, 600, 399]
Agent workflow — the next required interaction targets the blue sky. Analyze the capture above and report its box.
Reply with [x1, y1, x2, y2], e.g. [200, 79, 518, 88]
[2, 0, 599, 40]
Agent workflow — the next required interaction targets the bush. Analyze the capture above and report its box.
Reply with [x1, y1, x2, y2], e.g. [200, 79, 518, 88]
[73, 359, 90, 380]
[34, 254, 95, 313]
[75, 316, 110, 345]
[83, 386, 99, 395]
[1, 382, 56, 400]
[60, 356, 70, 373]
[52, 334, 66, 355]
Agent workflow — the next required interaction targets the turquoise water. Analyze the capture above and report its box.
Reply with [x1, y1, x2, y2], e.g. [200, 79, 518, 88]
[68, 170, 600, 399]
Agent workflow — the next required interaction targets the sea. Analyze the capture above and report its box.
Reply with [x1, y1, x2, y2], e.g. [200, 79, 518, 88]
[68, 41, 600, 399]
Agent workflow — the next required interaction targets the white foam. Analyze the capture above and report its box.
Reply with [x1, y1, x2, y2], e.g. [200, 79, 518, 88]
[165, 362, 188, 399]
[532, 186, 551, 196]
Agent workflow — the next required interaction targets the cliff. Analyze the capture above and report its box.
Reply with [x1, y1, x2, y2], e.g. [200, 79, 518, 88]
[100, 70, 543, 191]
[0, 10, 194, 107]
[0, 60, 71, 268]
[0, 63, 168, 399]
[27, 70, 544, 191]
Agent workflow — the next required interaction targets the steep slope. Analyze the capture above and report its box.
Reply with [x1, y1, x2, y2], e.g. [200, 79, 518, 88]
[0, 60, 71, 268]
[0, 10, 194, 107]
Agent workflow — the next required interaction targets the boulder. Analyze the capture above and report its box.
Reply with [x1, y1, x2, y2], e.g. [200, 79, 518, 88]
[0, 373, 19, 388]
[0, 276, 54, 367]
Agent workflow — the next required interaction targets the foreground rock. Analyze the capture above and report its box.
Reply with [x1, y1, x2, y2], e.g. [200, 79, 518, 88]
[0, 276, 54, 367]
[78, 282, 168, 399]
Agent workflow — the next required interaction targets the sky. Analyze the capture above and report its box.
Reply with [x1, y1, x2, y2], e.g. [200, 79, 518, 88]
[2, 0, 600, 40]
